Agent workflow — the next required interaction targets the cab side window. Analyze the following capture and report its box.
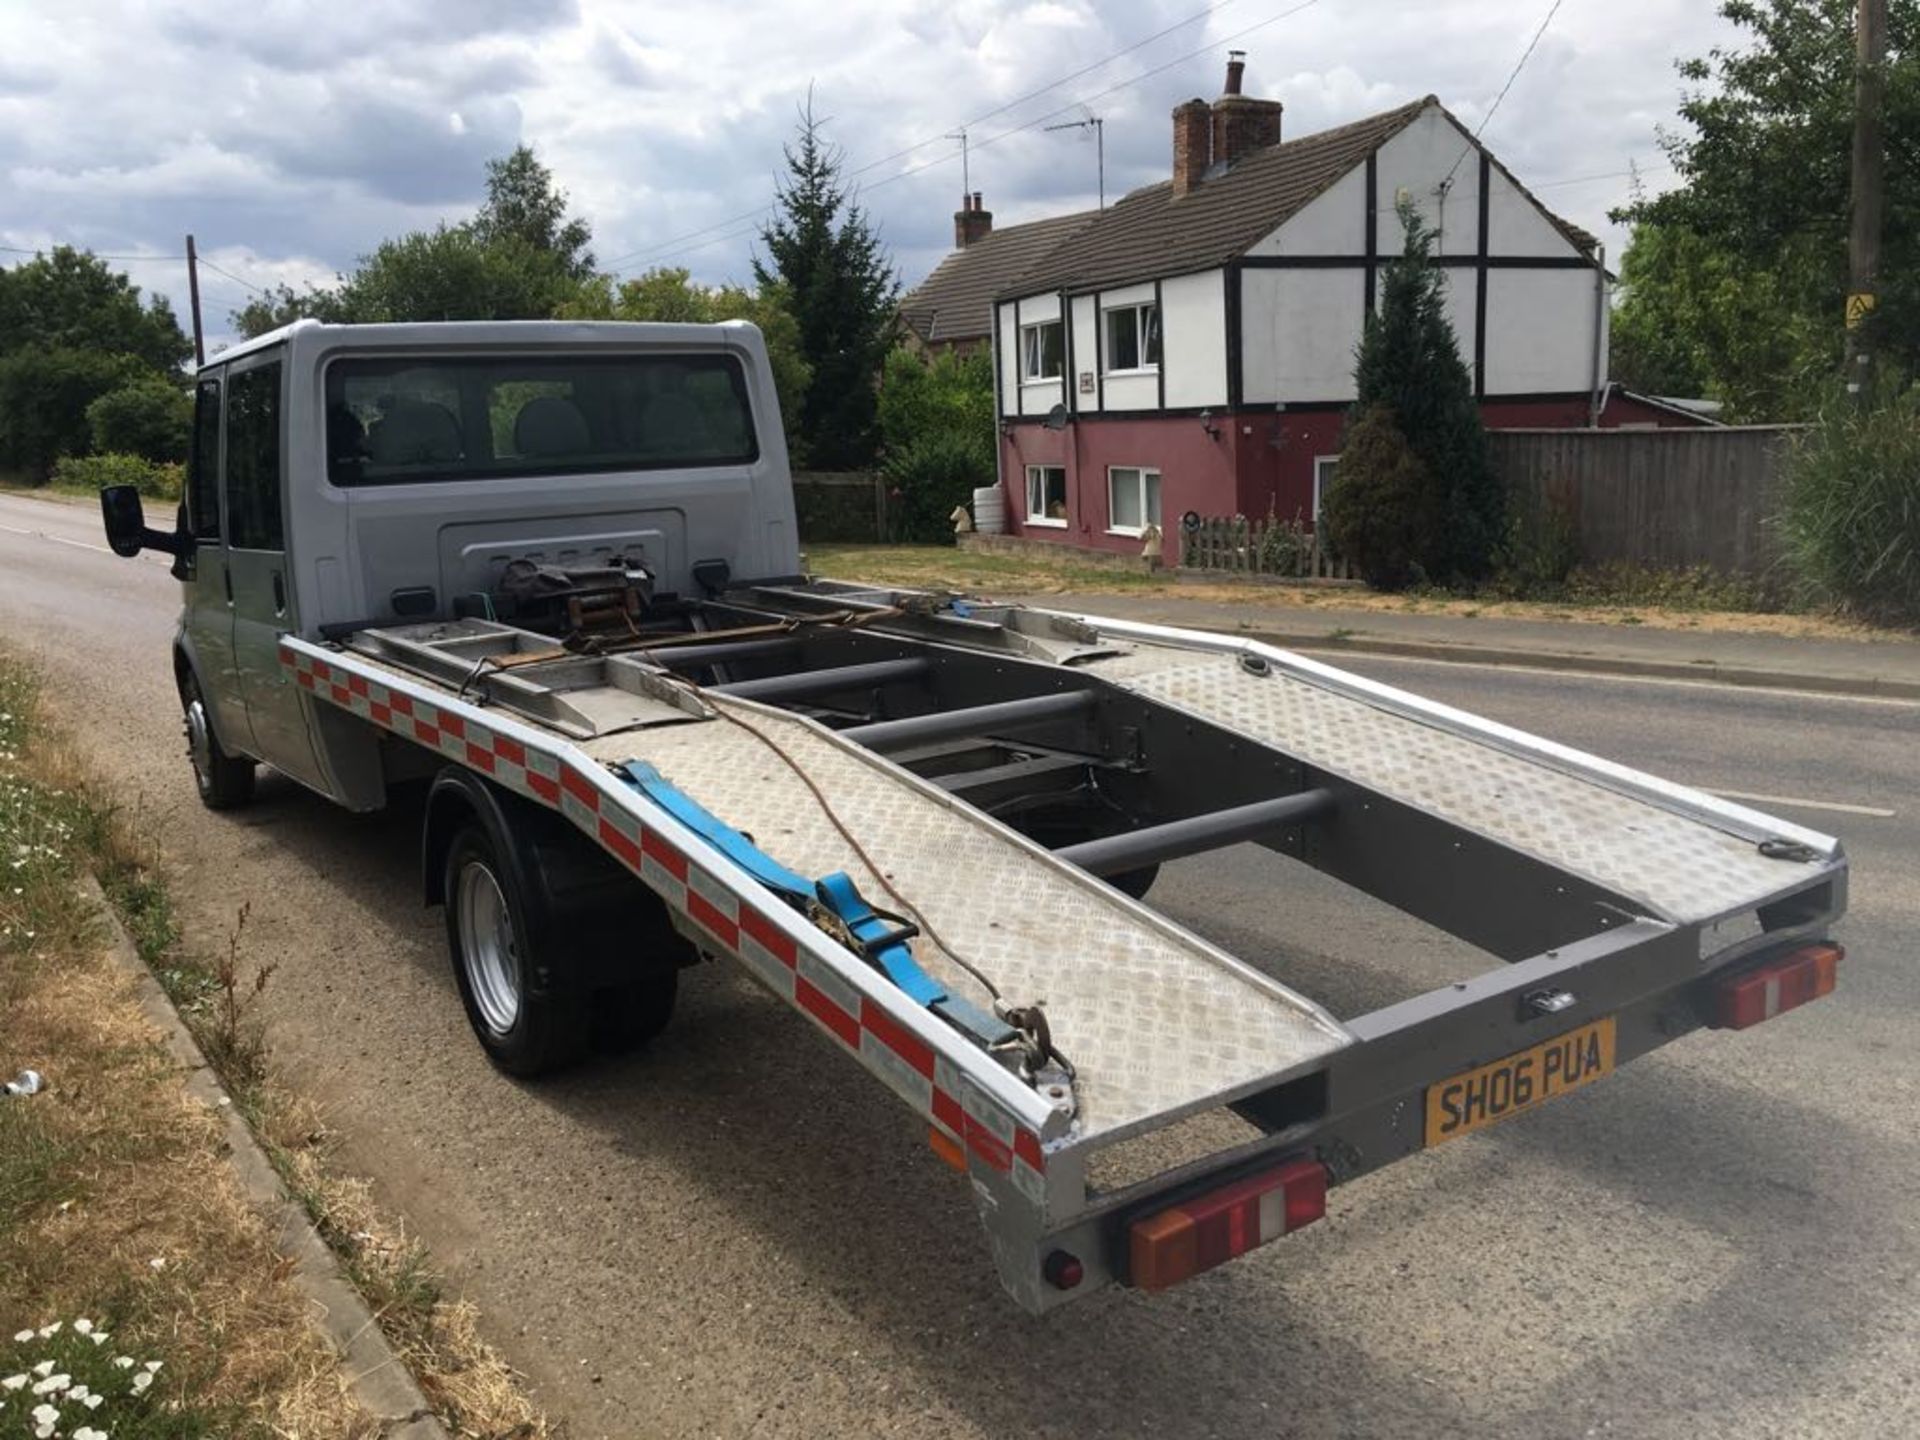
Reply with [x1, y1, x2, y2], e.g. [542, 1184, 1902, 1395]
[224, 362, 284, 551]
[188, 377, 222, 540]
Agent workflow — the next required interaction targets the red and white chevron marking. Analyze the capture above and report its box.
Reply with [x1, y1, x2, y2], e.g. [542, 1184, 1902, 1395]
[282, 643, 1046, 1197]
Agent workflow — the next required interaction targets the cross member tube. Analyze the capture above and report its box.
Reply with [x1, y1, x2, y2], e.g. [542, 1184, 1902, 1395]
[1054, 789, 1335, 876]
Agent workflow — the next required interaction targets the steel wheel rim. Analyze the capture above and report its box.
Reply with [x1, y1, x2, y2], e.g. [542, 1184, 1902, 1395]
[456, 860, 521, 1036]
[185, 696, 215, 789]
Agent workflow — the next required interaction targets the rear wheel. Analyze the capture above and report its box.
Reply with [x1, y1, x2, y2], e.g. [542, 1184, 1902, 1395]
[444, 824, 591, 1077]
[182, 673, 255, 810]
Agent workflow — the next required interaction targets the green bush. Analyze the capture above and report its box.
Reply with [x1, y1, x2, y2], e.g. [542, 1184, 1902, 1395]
[877, 347, 994, 459]
[1493, 485, 1582, 597]
[1321, 404, 1435, 589]
[0, 346, 146, 482]
[1775, 384, 1920, 622]
[882, 430, 994, 544]
[86, 377, 191, 462]
[51, 452, 182, 502]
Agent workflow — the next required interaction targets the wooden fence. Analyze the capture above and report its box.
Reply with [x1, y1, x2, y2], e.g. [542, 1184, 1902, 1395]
[1180, 516, 1354, 580]
[1489, 425, 1798, 577]
[790, 471, 889, 543]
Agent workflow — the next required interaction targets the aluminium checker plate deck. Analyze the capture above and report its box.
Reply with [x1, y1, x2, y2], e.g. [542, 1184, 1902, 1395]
[1075, 639, 1835, 926]
[288, 637, 1354, 1145]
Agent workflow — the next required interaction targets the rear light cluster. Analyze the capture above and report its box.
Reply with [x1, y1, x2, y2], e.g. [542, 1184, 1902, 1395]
[1713, 942, 1843, 1030]
[1127, 1156, 1328, 1292]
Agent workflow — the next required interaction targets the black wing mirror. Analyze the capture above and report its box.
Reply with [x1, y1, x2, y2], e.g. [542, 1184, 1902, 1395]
[99, 484, 183, 558]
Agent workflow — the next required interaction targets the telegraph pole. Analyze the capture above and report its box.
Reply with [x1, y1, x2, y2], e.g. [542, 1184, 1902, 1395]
[1843, 0, 1886, 406]
[184, 233, 206, 367]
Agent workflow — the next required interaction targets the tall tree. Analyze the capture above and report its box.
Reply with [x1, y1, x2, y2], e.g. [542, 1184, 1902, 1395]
[1326, 200, 1501, 587]
[473, 145, 595, 281]
[1615, 0, 1919, 411]
[755, 98, 899, 468]
[231, 144, 594, 337]
[0, 247, 189, 478]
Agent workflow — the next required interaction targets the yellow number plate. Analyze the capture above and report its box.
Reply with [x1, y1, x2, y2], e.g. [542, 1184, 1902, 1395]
[1424, 1016, 1616, 1147]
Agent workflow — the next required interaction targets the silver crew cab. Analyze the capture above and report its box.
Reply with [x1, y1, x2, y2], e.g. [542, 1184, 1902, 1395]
[100, 319, 1849, 1312]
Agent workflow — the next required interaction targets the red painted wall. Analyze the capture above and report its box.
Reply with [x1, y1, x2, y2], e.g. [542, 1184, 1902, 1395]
[998, 393, 1710, 562]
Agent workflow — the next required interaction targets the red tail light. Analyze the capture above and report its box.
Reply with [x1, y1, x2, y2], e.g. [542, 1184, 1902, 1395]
[1128, 1157, 1327, 1293]
[1713, 942, 1843, 1030]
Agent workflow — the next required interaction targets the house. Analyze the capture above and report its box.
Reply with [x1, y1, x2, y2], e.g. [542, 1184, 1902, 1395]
[899, 198, 1098, 356]
[983, 52, 1681, 561]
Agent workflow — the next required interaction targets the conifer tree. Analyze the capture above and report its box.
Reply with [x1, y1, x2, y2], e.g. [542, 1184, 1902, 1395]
[755, 96, 899, 468]
[1330, 199, 1502, 586]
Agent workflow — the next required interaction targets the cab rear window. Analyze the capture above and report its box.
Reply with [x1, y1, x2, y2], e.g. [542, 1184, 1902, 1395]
[324, 353, 758, 487]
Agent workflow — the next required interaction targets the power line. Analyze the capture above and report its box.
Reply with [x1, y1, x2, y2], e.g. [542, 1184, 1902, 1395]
[0, 242, 188, 261]
[605, 0, 1311, 273]
[1443, 0, 1568, 187]
[196, 256, 267, 295]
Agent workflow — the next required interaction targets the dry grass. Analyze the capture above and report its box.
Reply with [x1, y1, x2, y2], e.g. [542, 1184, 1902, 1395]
[0, 681, 373, 1437]
[805, 543, 1914, 644]
[5, 664, 556, 1440]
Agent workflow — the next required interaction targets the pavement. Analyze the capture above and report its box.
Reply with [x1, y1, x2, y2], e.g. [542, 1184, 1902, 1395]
[1006, 589, 1920, 699]
[2, 487, 1917, 1439]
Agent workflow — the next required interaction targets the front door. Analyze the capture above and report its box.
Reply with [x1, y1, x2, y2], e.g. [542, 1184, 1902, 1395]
[181, 373, 248, 751]
[221, 352, 326, 790]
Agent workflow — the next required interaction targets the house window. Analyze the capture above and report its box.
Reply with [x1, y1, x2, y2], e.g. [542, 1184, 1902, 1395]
[1313, 455, 1339, 522]
[1021, 320, 1064, 381]
[1025, 465, 1068, 526]
[1103, 303, 1161, 373]
[1107, 466, 1161, 535]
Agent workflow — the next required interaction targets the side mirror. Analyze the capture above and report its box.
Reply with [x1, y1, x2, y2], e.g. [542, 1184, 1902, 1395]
[99, 484, 183, 559]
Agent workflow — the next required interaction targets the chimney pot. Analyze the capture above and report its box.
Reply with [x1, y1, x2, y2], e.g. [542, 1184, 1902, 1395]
[1209, 54, 1283, 171]
[954, 192, 994, 248]
[1225, 50, 1246, 95]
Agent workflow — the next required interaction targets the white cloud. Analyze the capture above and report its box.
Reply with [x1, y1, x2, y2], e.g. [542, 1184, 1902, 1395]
[2, 0, 1739, 343]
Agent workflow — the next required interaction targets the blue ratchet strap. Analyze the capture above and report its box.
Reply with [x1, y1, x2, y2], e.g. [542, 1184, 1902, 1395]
[620, 761, 949, 1011]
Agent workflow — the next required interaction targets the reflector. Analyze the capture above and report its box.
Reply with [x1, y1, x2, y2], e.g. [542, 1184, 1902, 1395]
[1128, 1157, 1327, 1292]
[1714, 942, 1842, 1030]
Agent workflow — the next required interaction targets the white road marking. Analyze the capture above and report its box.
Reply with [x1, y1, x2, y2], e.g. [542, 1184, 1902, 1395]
[0, 519, 116, 555]
[1326, 648, 1920, 710]
[1709, 788, 1895, 819]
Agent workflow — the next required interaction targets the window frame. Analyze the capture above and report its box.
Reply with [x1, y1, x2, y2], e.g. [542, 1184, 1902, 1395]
[1019, 320, 1065, 383]
[1101, 302, 1161, 375]
[187, 374, 223, 542]
[321, 350, 761, 489]
[1313, 454, 1340, 523]
[221, 356, 285, 553]
[1024, 464, 1068, 528]
[1105, 464, 1161, 537]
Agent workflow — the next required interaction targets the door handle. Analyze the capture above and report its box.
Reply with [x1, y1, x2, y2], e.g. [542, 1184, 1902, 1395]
[223, 565, 233, 603]
[272, 571, 286, 613]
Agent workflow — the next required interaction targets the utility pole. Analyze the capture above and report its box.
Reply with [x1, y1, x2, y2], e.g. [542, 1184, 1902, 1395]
[1844, 0, 1886, 406]
[1044, 115, 1106, 209]
[184, 233, 206, 368]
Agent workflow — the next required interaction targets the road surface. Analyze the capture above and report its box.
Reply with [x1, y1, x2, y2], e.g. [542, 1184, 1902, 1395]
[3, 490, 1915, 1439]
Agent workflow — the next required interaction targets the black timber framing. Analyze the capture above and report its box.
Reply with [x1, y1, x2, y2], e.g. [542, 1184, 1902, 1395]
[1475, 151, 1490, 401]
[1061, 289, 1076, 414]
[1238, 254, 1594, 270]
[1225, 264, 1243, 408]
[1364, 152, 1378, 315]
[1153, 278, 1166, 411]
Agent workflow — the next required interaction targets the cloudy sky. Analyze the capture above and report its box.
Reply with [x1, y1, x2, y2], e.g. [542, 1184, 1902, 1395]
[0, 0, 1736, 346]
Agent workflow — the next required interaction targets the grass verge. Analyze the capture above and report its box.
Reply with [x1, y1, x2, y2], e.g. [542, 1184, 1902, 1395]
[804, 542, 1911, 642]
[1, 656, 549, 1440]
[0, 661, 370, 1439]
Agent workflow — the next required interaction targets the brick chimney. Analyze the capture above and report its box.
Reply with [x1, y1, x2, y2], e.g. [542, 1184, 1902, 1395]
[1171, 98, 1211, 197]
[953, 192, 993, 248]
[1209, 50, 1283, 171]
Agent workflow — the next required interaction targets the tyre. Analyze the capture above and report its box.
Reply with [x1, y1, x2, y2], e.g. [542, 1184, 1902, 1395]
[443, 823, 592, 1077]
[182, 672, 255, 810]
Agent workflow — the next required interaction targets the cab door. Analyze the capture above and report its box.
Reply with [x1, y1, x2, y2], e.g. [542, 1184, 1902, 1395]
[221, 351, 327, 790]
[181, 372, 249, 752]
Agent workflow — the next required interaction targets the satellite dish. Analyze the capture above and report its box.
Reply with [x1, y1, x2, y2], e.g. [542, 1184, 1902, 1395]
[1042, 403, 1070, 431]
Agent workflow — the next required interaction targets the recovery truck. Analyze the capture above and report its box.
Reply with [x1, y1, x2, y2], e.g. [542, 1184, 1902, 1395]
[98, 319, 1848, 1312]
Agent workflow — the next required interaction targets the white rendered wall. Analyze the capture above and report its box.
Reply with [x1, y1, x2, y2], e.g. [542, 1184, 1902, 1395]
[1162, 269, 1227, 408]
